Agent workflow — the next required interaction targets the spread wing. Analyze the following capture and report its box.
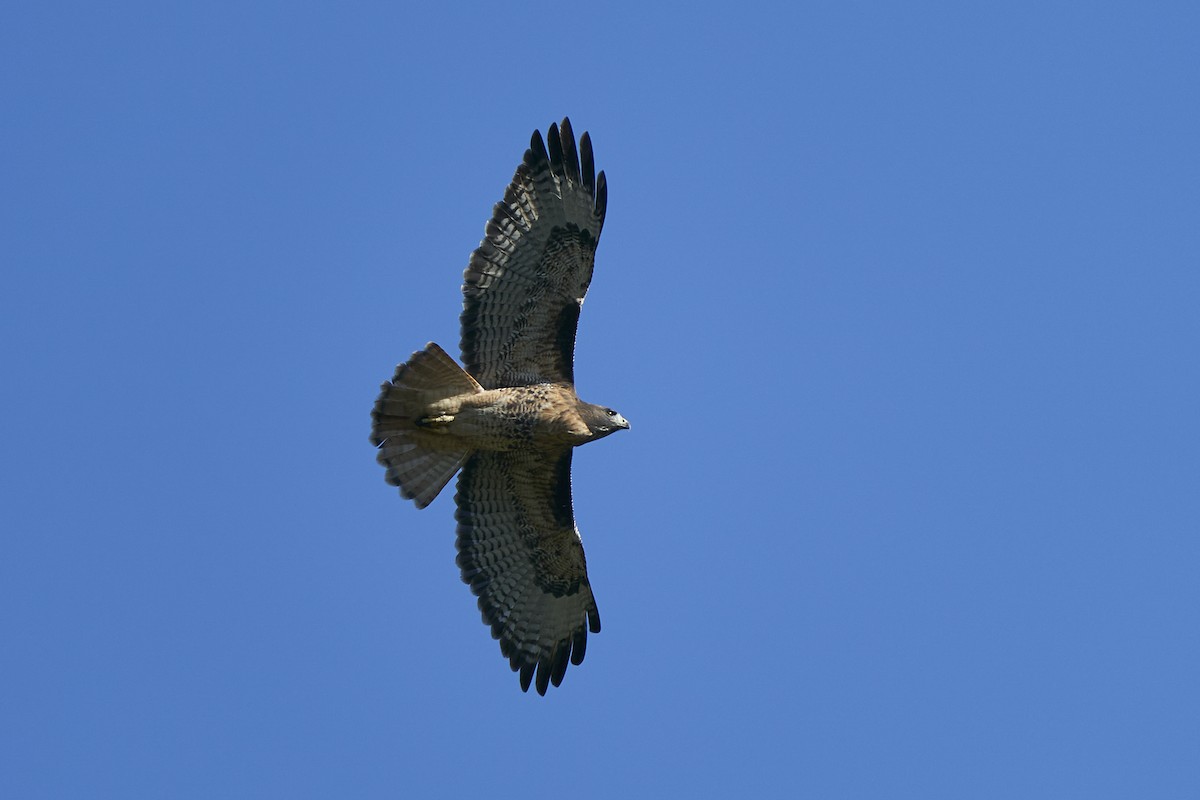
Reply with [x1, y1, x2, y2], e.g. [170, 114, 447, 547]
[460, 118, 607, 389]
[454, 448, 601, 695]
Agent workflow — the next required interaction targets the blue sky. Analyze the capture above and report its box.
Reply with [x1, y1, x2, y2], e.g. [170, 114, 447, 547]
[3, 2, 1198, 797]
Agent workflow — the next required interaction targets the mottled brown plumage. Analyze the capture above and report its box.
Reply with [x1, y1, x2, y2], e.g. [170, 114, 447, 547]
[370, 119, 627, 695]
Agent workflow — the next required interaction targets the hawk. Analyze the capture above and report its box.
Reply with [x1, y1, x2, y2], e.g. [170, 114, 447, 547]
[371, 118, 628, 695]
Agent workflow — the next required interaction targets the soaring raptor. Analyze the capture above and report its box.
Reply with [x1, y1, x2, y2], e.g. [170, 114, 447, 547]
[371, 119, 628, 695]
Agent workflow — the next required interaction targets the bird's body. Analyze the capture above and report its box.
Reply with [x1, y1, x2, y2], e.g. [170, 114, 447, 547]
[424, 383, 606, 450]
[371, 119, 627, 695]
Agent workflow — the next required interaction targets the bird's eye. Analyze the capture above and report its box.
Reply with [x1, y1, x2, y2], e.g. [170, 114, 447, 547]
[606, 408, 616, 416]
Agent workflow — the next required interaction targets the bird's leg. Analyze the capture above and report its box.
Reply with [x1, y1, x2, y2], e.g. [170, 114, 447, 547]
[417, 413, 454, 432]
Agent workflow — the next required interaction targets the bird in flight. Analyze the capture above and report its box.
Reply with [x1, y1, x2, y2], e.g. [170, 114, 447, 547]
[371, 118, 628, 695]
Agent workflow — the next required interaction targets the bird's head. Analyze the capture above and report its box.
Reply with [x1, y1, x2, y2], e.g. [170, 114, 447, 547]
[582, 403, 630, 440]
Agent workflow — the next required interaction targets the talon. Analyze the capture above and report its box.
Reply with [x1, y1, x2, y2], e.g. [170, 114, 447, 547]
[418, 414, 454, 431]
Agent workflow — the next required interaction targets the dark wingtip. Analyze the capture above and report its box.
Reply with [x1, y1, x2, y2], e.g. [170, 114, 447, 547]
[546, 121, 564, 179]
[519, 662, 535, 693]
[550, 642, 570, 687]
[570, 627, 588, 666]
[558, 118, 581, 184]
[528, 129, 549, 168]
[580, 131, 595, 195]
[595, 170, 607, 220]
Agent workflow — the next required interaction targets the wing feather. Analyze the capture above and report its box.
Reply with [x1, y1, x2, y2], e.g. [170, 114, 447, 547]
[454, 449, 601, 695]
[580, 131, 596, 196]
[460, 118, 607, 388]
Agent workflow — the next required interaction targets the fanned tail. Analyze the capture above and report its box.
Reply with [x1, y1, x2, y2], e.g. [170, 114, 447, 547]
[371, 342, 481, 508]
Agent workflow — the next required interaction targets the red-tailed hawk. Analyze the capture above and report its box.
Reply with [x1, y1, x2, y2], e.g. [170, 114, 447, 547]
[371, 119, 628, 695]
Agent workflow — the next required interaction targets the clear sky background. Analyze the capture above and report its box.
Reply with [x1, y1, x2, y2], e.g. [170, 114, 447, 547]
[3, 2, 1198, 798]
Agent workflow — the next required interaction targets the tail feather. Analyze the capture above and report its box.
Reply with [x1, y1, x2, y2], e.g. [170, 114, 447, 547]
[371, 342, 481, 508]
[376, 439, 467, 508]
